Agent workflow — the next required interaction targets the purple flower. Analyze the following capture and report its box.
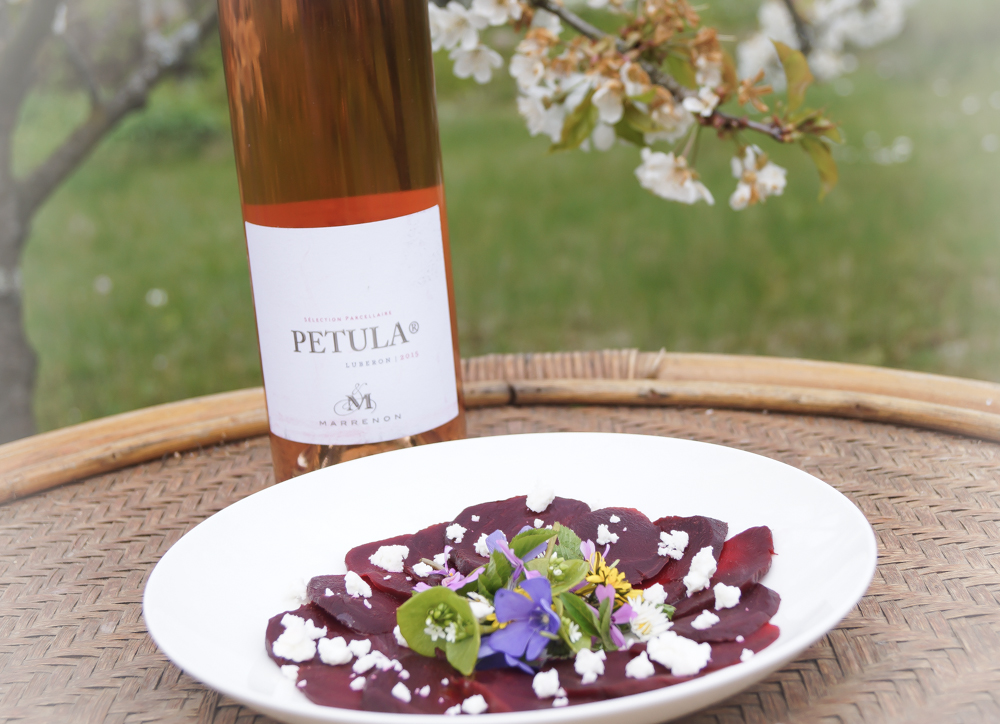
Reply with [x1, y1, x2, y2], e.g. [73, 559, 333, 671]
[595, 584, 630, 649]
[488, 578, 561, 662]
[412, 566, 482, 594]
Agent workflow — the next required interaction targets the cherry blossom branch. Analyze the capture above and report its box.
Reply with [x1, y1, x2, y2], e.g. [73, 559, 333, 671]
[780, 0, 812, 56]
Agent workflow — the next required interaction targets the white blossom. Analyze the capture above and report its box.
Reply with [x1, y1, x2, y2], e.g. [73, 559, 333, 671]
[530, 8, 562, 34]
[694, 56, 723, 88]
[682, 87, 720, 117]
[635, 148, 714, 205]
[451, 44, 504, 84]
[645, 102, 694, 145]
[431, 1, 488, 52]
[729, 145, 787, 210]
[516, 91, 565, 143]
[510, 52, 546, 90]
[620, 62, 650, 98]
[592, 122, 617, 151]
[626, 591, 673, 641]
[592, 82, 625, 124]
[471, 0, 521, 26]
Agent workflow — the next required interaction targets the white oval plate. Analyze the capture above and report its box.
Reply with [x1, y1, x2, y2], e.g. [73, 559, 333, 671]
[144, 432, 876, 724]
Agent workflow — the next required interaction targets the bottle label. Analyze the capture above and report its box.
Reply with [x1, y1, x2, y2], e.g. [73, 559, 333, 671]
[245, 205, 459, 445]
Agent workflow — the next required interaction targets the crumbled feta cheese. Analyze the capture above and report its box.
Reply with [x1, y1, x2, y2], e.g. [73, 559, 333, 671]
[691, 610, 720, 630]
[344, 571, 372, 598]
[471, 515, 480, 522]
[646, 631, 712, 676]
[624, 651, 655, 680]
[417, 684, 430, 697]
[391, 682, 411, 703]
[324, 588, 334, 597]
[623, 527, 627, 531]
[657, 530, 690, 560]
[467, 592, 495, 620]
[384, 575, 392, 580]
[461, 694, 489, 715]
[353, 650, 394, 674]
[474, 532, 490, 557]
[574, 649, 607, 684]
[444, 704, 462, 715]
[394, 625, 409, 648]
[347, 639, 371, 657]
[441, 678, 450, 686]
[446, 523, 467, 544]
[363, 599, 372, 609]
[553, 697, 569, 707]
[740, 648, 754, 662]
[317, 636, 353, 665]
[433, 549, 451, 567]
[683, 546, 717, 596]
[369, 545, 409, 573]
[272, 614, 327, 662]
[714, 582, 741, 610]
[297, 680, 306, 688]
[642, 583, 668, 605]
[525, 485, 555, 513]
[596, 524, 619, 545]
[392, 660, 403, 672]
[532, 669, 561, 698]
[609, 514, 621, 523]
[399, 669, 410, 680]
[736, 635, 744, 643]
[412, 561, 434, 577]
[280, 664, 299, 681]
[349, 676, 366, 691]
[534, 518, 544, 528]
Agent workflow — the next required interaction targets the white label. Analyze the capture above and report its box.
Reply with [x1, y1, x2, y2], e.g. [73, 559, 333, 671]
[245, 206, 459, 445]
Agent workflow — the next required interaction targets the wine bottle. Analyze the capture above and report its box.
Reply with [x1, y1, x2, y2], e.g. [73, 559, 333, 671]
[217, 0, 466, 481]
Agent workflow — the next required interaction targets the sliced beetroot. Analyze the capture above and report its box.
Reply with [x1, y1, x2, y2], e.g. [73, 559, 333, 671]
[448, 496, 591, 575]
[672, 526, 775, 619]
[265, 603, 349, 666]
[361, 652, 474, 714]
[295, 661, 365, 709]
[344, 522, 451, 598]
[308, 575, 402, 634]
[549, 646, 688, 699]
[472, 667, 605, 710]
[705, 623, 780, 671]
[571, 508, 665, 584]
[671, 584, 781, 642]
[641, 515, 728, 603]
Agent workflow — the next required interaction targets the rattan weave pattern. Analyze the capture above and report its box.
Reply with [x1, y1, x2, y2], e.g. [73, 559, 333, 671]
[2, 354, 999, 723]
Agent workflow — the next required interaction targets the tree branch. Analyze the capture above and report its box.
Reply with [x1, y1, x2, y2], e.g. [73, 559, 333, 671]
[781, 0, 812, 56]
[60, 34, 103, 110]
[15, 10, 218, 224]
[0, 0, 63, 131]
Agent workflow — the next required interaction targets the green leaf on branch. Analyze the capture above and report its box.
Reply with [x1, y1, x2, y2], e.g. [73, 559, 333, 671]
[551, 89, 598, 153]
[665, 52, 698, 90]
[511, 527, 559, 558]
[554, 525, 584, 560]
[800, 135, 839, 200]
[773, 41, 813, 112]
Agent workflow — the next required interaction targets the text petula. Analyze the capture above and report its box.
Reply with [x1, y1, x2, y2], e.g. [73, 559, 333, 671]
[291, 323, 411, 354]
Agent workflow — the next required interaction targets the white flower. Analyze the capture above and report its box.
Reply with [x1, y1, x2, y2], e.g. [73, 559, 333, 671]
[451, 44, 504, 84]
[620, 62, 650, 98]
[516, 91, 565, 143]
[682, 86, 720, 117]
[635, 148, 715, 205]
[729, 145, 787, 210]
[509, 52, 545, 90]
[694, 56, 723, 88]
[626, 592, 673, 642]
[592, 82, 625, 124]
[644, 102, 694, 145]
[432, 1, 488, 52]
[471, 0, 521, 26]
[530, 8, 562, 34]
[592, 122, 616, 151]
[467, 592, 495, 620]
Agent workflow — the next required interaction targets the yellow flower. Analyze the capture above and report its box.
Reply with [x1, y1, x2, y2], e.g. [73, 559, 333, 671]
[578, 552, 632, 606]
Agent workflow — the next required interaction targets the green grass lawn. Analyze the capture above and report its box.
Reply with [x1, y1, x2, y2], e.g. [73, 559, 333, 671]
[16, 0, 1000, 431]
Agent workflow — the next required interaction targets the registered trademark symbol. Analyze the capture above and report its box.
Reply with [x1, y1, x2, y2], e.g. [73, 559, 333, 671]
[409, 321, 419, 334]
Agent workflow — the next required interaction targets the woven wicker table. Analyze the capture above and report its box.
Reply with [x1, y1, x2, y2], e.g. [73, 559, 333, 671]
[2, 350, 1000, 723]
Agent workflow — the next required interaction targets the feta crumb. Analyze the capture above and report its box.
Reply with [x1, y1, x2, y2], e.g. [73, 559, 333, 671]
[444, 704, 462, 715]
[391, 682, 411, 703]
[297, 680, 306, 688]
[646, 631, 712, 676]
[714, 582, 741, 610]
[609, 514, 621, 523]
[287, 577, 309, 606]
[623, 527, 627, 531]
[740, 648, 755, 662]
[625, 651, 655, 680]
[417, 684, 430, 697]
[525, 485, 555, 513]
[325, 588, 334, 597]
[657, 530, 690, 560]
[369, 545, 409, 573]
[534, 518, 544, 528]
[280, 664, 299, 681]
[349, 676, 366, 691]
[363, 599, 372, 609]
[347, 639, 372, 657]
[441, 678, 450, 686]
[642, 583, 668, 605]
[412, 562, 434, 577]
[596, 524, 619, 545]
[353, 650, 391, 674]
[399, 669, 410, 680]
[344, 571, 372, 598]
[736, 635, 745, 643]
[691, 610, 720, 630]
[384, 575, 391, 580]
[552, 697, 568, 707]
[574, 648, 607, 684]
[273, 614, 327, 662]
[471, 514, 480, 522]
[392, 660, 403, 672]
[467, 592, 495, 620]
[474, 532, 490, 557]
[446, 523, 467, 544]
[461, 694, 489, 715]
[433, 549, 451, 567]
[394, 625, 409, 648]
[317, 636, 353, 666]
[683, 546, 717, 596]
[532, 669, 561, 698]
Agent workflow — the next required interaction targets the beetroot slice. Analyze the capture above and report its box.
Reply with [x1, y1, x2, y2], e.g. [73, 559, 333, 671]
[344, 522, 451, 598]
[295, 661, 364, 710]
[361, 652, 474, 714]
[308, 575, 402, 634]
[472, 668, 605, 710]
[705, 623, 780, 671]
[570, 508, 665, 584]
[265, 604, 351, 666]
[448, 496, 591, 575]
[641, 515, 728, 603]
[672, 526, 775, 619]
[550, 645, 688, 699]
[671, 584, 781, 642]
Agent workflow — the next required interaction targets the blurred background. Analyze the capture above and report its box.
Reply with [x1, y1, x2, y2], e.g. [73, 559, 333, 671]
[10, 0, 1000, 433]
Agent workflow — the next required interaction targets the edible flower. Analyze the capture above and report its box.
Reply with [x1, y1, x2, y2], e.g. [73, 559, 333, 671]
[488, 578, 561, 663]
[578, 548, 632, 604]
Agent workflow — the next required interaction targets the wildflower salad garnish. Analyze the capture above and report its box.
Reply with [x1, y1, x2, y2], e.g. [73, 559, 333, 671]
[396, 522, 676, 675]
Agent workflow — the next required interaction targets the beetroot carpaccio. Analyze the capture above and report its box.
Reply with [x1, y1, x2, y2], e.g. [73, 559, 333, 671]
[266, 492, 779, 715]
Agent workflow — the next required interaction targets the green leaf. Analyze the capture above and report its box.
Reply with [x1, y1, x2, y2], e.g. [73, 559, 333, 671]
[558, 592, 601, 639]
[548, 559, 590, 596]
[510, 527, 559, 558]
[773, 41, 813, 112]
[614, 118, 646, 147]
[396, 587, 479, 669]
[800, 135, 839, 200]
[554, 525, 584, 560]
[477, 550, 513, 597]
[596, 595, 617, 651]
[445, 633, 480, 677]
[665, 53, 697, 90]
[628, 88, 657, 104]
[662, 603, 676, 620]
[623, 103, 662, 135]
[550, 90, 598, 153]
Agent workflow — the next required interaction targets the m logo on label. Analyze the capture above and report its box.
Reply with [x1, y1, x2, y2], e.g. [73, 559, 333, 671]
[335, 384, 376, 416]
